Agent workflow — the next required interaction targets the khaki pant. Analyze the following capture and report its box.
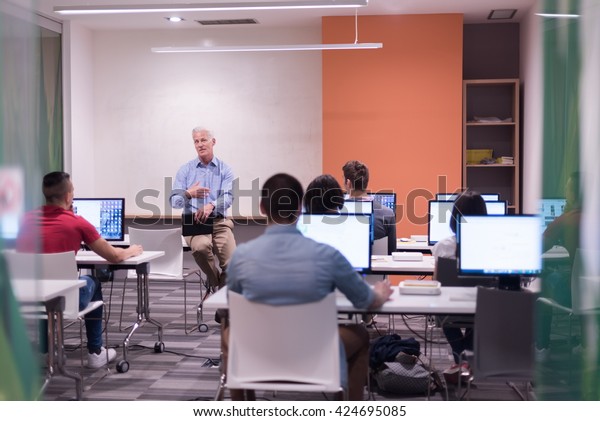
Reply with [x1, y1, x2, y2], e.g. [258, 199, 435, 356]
[221, 322, 369, 400]
[184, 218, 236, 288]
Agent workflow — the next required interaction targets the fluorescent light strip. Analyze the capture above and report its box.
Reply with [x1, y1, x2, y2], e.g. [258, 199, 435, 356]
[152, 43, 382, 53]
[55, 1, 368, 15]
[535, 13, 580, 18]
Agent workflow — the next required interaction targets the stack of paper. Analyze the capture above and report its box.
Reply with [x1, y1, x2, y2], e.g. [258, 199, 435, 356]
[497, 156, 514, 164]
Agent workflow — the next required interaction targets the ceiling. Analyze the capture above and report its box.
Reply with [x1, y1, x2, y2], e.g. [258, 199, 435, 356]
[33, 0, 538, 31]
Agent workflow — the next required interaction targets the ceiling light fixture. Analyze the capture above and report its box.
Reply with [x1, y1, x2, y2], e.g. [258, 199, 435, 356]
[152, 43, 382, 53]
[166, 17, 184, 22]
[54, 0, 368, 15]
[151, 8, 381, 53]
[535, 13, 580, 19]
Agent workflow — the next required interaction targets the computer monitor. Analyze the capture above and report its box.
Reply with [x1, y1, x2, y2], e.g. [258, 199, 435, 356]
[72, 198, 125, 241]
[341, 199, 373, 214]
[428, 200, 506, 245]
[436, 192, 500, 202]
[485, 200, 507, 215]
[371, 192, 396, 215]
[457, 215, 543, 290]
[296, 213, 372, 273]
[539, 198, 567, 229]
[342, 199, 374, 242]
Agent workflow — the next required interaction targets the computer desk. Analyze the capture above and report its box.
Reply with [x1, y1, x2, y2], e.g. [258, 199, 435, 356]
[110, 233, 190, 251]
[12, 279, 86, 400]
[203, 285, 476, 316]
[370, 254, 435, 276]
[75, 250, 165, 373]
[396, 239, 434, 253]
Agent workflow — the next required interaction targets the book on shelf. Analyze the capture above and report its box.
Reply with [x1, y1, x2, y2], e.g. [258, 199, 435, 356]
[496, 156, 514, 164]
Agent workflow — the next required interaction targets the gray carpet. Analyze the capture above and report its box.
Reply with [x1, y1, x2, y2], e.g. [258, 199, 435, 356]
[38, 273, 529, 401]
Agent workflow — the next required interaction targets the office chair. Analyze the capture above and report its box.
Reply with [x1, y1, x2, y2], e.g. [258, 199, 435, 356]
[215, 291, 346, 400]
[4, 250, 106, 377]
[427, 257, 498, 357]
[459, 286, 536, 400]
[120, 227, 204, 333]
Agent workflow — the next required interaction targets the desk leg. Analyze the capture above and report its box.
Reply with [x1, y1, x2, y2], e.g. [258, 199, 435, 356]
[41, 296, 84, 400]
[116, 263, 165, 373]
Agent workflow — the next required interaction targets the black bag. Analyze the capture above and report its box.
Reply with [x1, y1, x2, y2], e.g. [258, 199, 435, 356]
[369, 335, 435, 395]
[372, 360, 431, 395]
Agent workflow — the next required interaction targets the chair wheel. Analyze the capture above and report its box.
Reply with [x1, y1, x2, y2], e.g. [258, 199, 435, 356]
[116, 360, 129, 373]
[154, 342, 165, 353]
[198, 323, 209, 333]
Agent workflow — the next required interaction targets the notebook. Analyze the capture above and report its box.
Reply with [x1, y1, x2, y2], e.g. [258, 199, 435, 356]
[181, 213, 214, 236]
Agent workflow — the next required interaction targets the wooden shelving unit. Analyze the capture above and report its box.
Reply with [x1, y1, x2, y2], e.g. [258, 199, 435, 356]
[462, 78, 520, 213]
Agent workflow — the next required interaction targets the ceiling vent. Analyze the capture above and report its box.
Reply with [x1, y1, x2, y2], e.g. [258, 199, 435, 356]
[487, 9, 517, 20]
[195, 18, 258, 25]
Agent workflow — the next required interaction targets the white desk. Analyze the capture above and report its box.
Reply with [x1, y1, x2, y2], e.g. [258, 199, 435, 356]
[370, 255, 435, 276]
[110, 234, 189, 250]
[75, 250, 165, 373]
[203, 285, 476, 316]
[12, 279, 86, 400]
[396, 239, 434, 253]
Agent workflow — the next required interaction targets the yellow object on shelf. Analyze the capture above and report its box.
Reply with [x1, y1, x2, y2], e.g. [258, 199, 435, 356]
[466, 149, 493, 164]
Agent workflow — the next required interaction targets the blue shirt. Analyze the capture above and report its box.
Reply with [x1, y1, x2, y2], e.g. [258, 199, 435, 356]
[227, 224, 373, 309]
[169, 156, 234, 217]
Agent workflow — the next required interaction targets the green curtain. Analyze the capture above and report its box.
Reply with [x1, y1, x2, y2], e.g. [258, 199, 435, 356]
[1, 1, 63, 400]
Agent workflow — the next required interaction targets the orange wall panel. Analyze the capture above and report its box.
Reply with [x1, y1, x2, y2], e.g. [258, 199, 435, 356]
[322, 15, 463, 237]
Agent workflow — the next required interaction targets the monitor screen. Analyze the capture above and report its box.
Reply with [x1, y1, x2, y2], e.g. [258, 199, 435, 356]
[428, 200, 506, 245]
[485, 200, 507, 215]
[341, 199, 373, 214]
[436, 192, 500, 202]
[457, 215, 543, 290]
[72, 198, 125, 241]
[371, 192, 396, 215]
[296, 213, 372, 273]
[539, 198, 567, 229]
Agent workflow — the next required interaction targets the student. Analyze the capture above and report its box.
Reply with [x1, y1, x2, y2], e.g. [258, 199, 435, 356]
[431, 190, 487, 383]
[342, 160, 396, 254]
[303, 174, 345, 214]
[169, 126, 236, 289]
[537, 171, 582, 356]
[16, 171, 143, 368]
[222, 173, 393, 400]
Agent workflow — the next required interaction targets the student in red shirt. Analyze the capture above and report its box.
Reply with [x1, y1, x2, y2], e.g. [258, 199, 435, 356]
[16, 171, 143, 368]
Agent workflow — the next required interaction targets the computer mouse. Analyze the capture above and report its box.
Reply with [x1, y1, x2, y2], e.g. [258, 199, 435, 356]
[399, 237, 411, 242]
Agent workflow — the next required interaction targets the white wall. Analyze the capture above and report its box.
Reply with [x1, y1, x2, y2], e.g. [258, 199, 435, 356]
[520, 1, 543, 214]
[65, 26, 323, 217]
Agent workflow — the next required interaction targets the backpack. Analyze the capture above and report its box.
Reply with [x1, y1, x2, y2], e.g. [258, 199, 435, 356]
[369, 335, 435, 395]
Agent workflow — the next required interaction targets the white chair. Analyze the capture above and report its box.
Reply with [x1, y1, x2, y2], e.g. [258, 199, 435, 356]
[4, 250, 105, 372]
[120, 227, 203, 333]
[215, 291, 345, 400]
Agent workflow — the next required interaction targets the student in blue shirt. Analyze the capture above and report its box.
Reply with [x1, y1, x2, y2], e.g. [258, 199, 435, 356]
[222, 173, 392, 400]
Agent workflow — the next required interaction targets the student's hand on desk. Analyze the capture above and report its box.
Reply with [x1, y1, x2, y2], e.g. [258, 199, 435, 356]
[186, 182, 209, 199]
[129, 244, 143, 256]
[370, 279, 393, 309]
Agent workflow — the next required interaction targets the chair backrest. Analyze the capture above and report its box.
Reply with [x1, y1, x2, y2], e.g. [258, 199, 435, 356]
[226, 290, 341, 393]
[4, 250, 81, 318]
[472, 286, 535, 380]
[372, 236, 389, 255]
[437, 257, 498, 288]
[128, 227, 183, 278]
[571, 248, 600, 314]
